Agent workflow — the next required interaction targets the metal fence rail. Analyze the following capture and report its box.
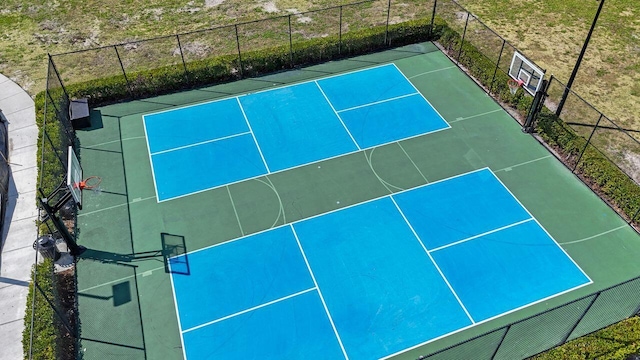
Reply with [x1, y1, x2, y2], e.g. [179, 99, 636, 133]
[33, 0, 640, 359]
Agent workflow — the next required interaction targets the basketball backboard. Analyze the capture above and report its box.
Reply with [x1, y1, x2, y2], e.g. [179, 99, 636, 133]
[67, 145, 83, 209]
[509, 51, 545, 95]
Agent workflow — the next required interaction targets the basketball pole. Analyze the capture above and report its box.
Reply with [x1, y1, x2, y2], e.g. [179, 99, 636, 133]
[555, 0, 605, 117]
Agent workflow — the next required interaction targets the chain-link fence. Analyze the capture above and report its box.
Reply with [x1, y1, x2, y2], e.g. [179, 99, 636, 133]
[37, 0, 640, 359]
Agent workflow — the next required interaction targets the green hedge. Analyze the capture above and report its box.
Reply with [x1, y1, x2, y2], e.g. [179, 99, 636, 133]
[63, 18, 435, 106]
[22, 259, 56, 360]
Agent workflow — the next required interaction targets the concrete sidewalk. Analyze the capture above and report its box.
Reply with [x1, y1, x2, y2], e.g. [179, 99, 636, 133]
[0, 74, 38, 360]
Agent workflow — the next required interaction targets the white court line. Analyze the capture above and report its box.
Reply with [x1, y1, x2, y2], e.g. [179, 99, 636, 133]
[141, 116, 161, 203]
[495, 155, 553, 172]
[381, 280, 593, 360]
[429, 218, 535, 253]
[408, 65, 457, 79]
[150, 131, 251, 156]
[336, 92, 420, 113]
[290, 225, 350, 360]
[388, 196, 475, 324]
[168, 261, 189, 360]
[78, 196, 157, 218]
[181, 287, 317, 334]
[236, 97, 271, 173]
[226, 186, 244, 236]
[487, 171, 593, 284]
[397, 142, 428, 183]
[170, 168, 490, 260]
[314, 81, 360, 151]
[77, 264, 165, 293]
[391, 62, 451, 131]
[561, 225, 628, 245]
[448, 108, 503, 123]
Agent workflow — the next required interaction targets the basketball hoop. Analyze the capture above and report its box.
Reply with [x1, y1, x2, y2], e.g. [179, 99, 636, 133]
[508, 79, 525, 95]
[78, 176, 102, 190]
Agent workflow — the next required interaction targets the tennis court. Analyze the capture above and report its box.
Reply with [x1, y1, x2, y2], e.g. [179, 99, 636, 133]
[74, 42, 640, 360]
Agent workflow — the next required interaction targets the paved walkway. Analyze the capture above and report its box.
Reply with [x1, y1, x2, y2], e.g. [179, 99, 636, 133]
[0, 74, 38, 360]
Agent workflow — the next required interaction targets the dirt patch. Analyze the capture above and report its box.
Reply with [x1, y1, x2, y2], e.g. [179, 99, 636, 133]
[205, 0, 226, 7]
[262, 1, 279, 13]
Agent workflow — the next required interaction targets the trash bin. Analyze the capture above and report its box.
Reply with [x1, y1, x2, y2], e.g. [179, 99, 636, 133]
[33, 235, 61, 261]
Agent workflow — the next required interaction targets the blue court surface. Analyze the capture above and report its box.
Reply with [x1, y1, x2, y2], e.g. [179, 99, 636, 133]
[169, 168, 591, 360]
[143, 64, 449, 201]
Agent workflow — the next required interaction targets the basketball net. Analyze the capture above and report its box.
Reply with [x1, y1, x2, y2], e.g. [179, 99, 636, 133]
[508, 79, 525, 95]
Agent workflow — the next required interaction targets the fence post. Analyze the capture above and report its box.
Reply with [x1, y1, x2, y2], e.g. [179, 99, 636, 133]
[48, 54, 69, 100]
[457, 12, 470, 63]
[113, 45, 134, 98]
[429, 0, 438, 39]
[385, 0, 392, 46]
[489, 325, 511, 360]
[176, 34, 190, 84]
[489, 40, 506, 94]
[235, 24, 244, 78]
[561, 293, 600, 344]
[573, 113, 603, 173]
[339, 5, 343, 55]
[630, 205, 640, 225]
[288, 15, 294, 67]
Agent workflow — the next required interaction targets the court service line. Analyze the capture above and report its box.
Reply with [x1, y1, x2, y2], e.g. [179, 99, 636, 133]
[396, 142, 429, 183]
[448, 108, 503, 123]
[181, 287, 317, 334]
[389, 196, 475, 324]
[290, 225, 350, 360]
[314, 81, 360, 151]
[236, 97, 271, 173]
[494, 155, 553, 173]
[226, 186, 244, 236]
[336, 92, 420, 113]
[150, 131, 251, 156]
[408, 65, 457, 79]
[428, 218, 534, 253]
[561, 225, 628, 245]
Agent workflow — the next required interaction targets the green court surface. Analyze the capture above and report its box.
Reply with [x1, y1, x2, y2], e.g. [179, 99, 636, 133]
[74, 42, 640, 360]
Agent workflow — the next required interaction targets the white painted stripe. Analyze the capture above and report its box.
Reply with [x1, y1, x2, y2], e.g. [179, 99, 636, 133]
[408, 65, 457, 79]
[142, 115, 161, 203]
[290, 225, 349, 359]
[561, 225, 628, 245]
[429, 218, 534, 253]
[448, 108, 502, 123]
[150, 131, 251, 156]
[236, 97, 271, 173]
[168, 262, 189, 360]
[389, 196, 475, 324]
[336, 93, 420, 113]
[227, 186, 244, 236]
[181, 287, 317, 334]
[494, 155, 553, 172]
[314, 81, 360, 151]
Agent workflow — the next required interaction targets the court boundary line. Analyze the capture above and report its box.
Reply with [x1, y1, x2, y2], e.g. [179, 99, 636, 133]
[147, 64, 451, 202]
[380, 280, 593, 360]
[181, 287, 317, 334]
[488, 170, 594, 285]
[150, 131, 251, 156]
[335, 92, 420, 113]
[495, 154, 553, 172]
[314, 80, 361, 150]
[236, 97, 271, 172]
[428, 218, 535, 253]
[167, 261, 188, 360]
[141, 116, 161, 203]
[389, 196, 476, 324]
[290, 225, 350, 360]
[449, 108, 502, 123]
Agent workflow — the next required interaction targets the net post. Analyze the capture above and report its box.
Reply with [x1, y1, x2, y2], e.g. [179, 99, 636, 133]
[338, 5, 343, 55]
[48, 54, 69, 100]
[288, 15, 294, 67]
[573, 113, 603, 173]
[384, 0, 391, 46]
[489, 40, 506, 94]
